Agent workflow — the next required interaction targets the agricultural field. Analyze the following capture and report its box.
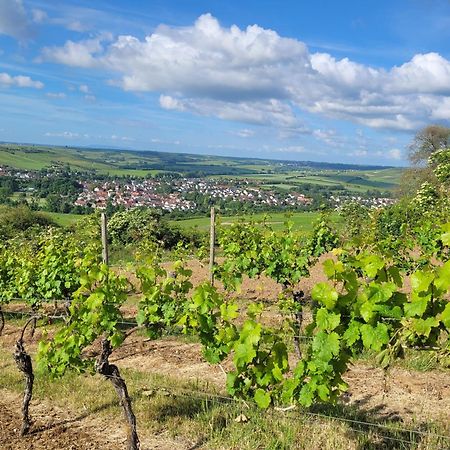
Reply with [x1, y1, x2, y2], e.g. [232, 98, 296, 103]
[218, 167, 403, 193]
[170, 211, 341, 233]
[44, 211, 86, 227]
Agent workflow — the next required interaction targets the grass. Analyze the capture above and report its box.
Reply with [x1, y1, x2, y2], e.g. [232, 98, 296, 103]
[0, 344, 447, 449]
[170, 211, 341, 233]
[44, 212, 85, 227]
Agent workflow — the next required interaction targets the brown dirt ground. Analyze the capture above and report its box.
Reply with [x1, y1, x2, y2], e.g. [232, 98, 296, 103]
[0, 389, 191, 450]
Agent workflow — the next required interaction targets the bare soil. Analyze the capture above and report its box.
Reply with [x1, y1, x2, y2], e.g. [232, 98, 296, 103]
[0, 389, 192, 450]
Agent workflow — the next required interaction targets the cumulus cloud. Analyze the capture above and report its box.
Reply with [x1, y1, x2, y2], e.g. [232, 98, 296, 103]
[0, 72, 44, 89]
[0, 0, 33, 39]
[38, 13, 450, 132]
[40, 35, 110, 67]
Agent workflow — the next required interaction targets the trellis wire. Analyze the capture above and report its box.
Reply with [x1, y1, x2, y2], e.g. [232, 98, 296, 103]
[1, 311, 449, 447]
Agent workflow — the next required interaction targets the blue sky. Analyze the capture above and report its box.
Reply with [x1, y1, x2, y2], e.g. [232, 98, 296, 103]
[1, 1, 450, 166]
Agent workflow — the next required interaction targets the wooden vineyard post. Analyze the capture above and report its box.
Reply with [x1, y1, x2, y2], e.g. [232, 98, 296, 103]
[209, 207, 216, 285]
[101, 213, 109, 265]
[98, 214, 140, 448]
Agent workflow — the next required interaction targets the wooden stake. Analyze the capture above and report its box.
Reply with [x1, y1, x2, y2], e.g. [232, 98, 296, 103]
[209, 207, 215, 285]
[101, 213, 109, 265]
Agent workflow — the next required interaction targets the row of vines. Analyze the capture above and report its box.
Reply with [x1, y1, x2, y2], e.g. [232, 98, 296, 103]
[1, 150, 450, 449]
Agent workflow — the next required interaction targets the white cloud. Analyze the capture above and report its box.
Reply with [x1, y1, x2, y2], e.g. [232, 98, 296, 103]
[45, 131, 79, 138]
[387, 148, 402, 160]
[233, 129, 255, 138]
[38, 13, 450, 133]
[313, 128, 337, 144]
[0, 72, 44, 89]
[46, 92, 66, 99]
[40, 35, 109, 67]
[160, 94, 306, 131]
[0, 0, 33, 40]
[79, 84, 90, 93]
[349, 149, 369, 157]
[159, 95, 185, 111]
[32, 9, 47, 24]
[111, 134, 134, 141]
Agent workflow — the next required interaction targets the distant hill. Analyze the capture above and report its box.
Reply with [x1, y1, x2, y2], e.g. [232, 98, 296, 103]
[0, 142, 400, 175]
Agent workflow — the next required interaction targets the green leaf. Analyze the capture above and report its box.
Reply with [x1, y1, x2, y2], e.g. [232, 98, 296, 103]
[404, 293, 430, 318]
[226, 372, 237, 395]
[316, 308, 340, 332]
[387, 266, 403, 287]
[411, 271, 434, 292]
[312, 331, 340, 362]
[440, 303, 450, 329]
[254, 388, 271, 409]
[360, 254, 384, 278]
[247, 302, 264, 318]
[410, 317, 439, 337]
[360, 323, 389, 352]
[323, 259, 343, 278]
[434, 261, 450, 293]
[311, 283, 338, 309]
[360, 299, 376, 323]
[343, 320, 361, 346]
[234, 342, 256, 366]
[220, 302, 239, 321]
[110, 332, 124, 348]
[441, 223, 450, 246]
[317, 384, 330, 401]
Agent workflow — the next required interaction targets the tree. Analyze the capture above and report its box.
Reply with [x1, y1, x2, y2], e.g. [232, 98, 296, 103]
[399, 125, 450, 198]
[408, 125, 450, 166]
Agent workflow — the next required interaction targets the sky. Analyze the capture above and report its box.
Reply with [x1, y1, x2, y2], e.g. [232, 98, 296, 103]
[1, 1, 450, 166]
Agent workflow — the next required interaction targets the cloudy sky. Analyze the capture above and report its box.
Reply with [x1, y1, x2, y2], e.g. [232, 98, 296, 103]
[1, 0, 450, 166]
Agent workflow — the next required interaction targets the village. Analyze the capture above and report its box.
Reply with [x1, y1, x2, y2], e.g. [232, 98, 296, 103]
[0, 164, 399, 213]
[73, 177, 313, 211]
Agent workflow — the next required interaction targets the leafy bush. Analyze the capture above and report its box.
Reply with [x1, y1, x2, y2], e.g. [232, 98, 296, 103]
[107, 208, 204, 250]
[0, 205, 56, 241]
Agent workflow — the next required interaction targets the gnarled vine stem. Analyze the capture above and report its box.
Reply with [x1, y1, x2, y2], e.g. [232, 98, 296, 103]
[96, 338, 140, 450]
[13, 316, 37, 436]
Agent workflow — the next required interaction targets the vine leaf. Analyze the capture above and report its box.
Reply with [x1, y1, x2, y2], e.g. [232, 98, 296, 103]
[311, 283, 338, 309]
[254, 388, 271, 409]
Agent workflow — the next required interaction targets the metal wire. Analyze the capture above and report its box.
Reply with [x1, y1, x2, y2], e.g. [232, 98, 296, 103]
[136, 385, 450, 447]
[1, 309, 449, 447]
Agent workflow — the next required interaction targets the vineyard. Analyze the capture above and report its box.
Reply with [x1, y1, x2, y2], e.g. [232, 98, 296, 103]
[1, 151, 450, 449]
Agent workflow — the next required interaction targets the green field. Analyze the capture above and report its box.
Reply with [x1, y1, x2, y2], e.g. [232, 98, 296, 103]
[170, 211, 341, 233]
[215, 168, 403, 193]
[44, 212, 85, 227]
